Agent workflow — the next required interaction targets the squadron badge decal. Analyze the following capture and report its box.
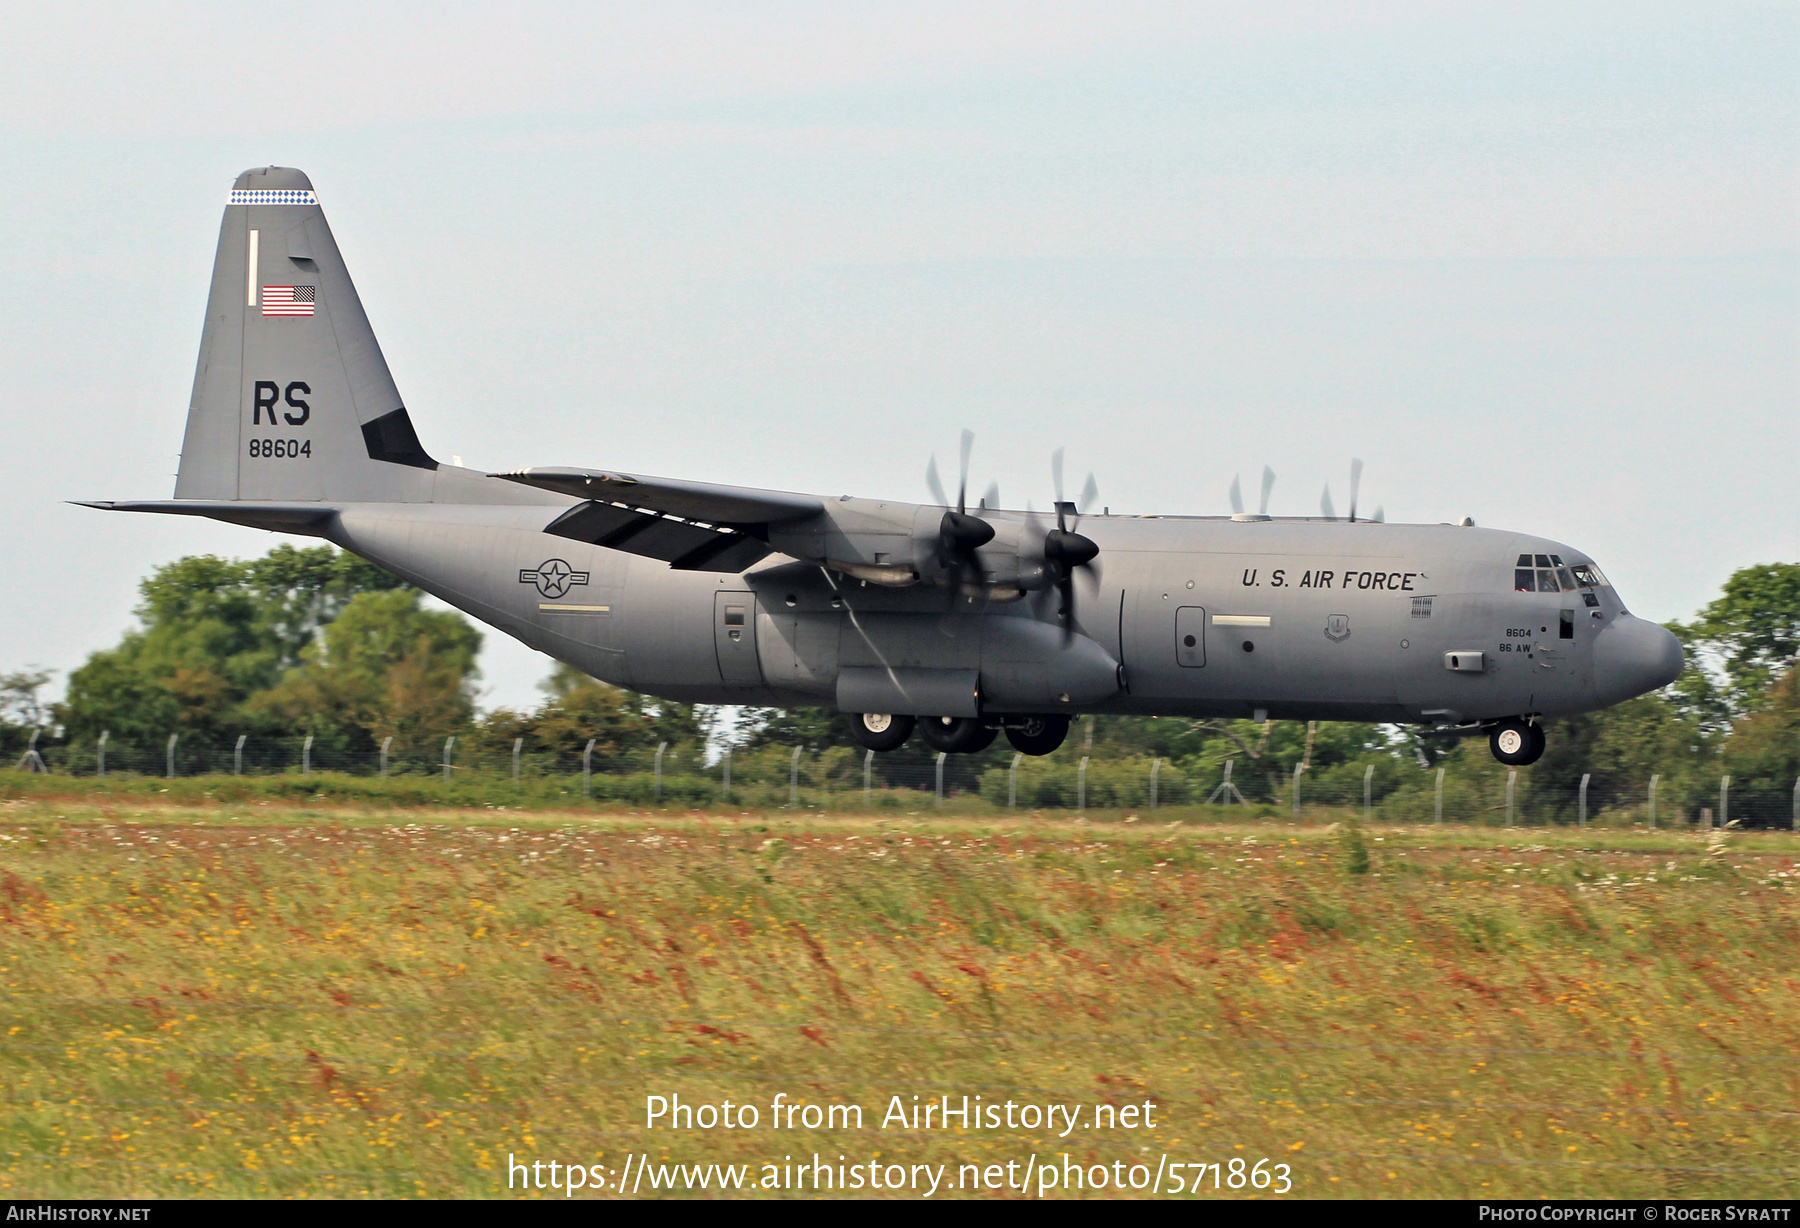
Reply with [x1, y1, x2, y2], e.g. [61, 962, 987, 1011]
[1324, 613, 1351, 643]
[520, 559, 590, 599]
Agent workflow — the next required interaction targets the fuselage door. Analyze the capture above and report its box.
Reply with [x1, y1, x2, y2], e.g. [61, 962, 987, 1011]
[1176, 606, 1206, 667]
[713, 591, 763, 685]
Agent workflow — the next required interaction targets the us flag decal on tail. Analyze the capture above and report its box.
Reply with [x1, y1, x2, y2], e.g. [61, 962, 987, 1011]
[261, 286, 315, 316]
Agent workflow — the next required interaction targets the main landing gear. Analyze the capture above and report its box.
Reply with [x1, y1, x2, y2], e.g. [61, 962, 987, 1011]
[918, 716, 997, 755]
[1488, 717, 1545, 767]
[1002, 715, 1069, 756]
[845, 712, 914, 752]
[843, 712, 1071, 756]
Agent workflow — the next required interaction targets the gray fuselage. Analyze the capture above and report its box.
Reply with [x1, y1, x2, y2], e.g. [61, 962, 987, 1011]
[316, 481, 1681, 727]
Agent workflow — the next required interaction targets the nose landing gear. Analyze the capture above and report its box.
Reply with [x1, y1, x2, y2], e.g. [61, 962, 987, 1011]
[1488, 717, 1545, 766]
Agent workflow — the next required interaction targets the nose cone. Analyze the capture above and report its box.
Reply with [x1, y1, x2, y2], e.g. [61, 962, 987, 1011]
[1592, 616, 1684, 706]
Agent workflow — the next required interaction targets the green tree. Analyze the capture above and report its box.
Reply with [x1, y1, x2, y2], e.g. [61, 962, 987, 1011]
[739, 706, 859, 753]
[61, 545, 416, 761]
[1530, 693, 1712, 817]
[250, 588, 482, 762]
[1672, 562, 1800, 722]
[515, 663, 703, 770]
[1720, 671, 1800, 826]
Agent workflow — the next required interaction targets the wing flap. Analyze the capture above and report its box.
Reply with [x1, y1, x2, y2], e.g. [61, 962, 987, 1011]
[544, 500, 775, 572]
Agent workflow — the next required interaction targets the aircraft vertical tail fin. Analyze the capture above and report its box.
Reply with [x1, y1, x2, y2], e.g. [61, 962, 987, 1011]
[176, 166, 437, 503]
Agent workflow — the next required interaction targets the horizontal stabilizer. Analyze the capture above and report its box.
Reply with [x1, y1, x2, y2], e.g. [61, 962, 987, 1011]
[498, 468, 822, 527]
[74, 500, 336, 533]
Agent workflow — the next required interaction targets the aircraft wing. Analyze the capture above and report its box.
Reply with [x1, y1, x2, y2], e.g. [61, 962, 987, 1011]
[497, 467, 828, 573]
[494, 468, 823, 526]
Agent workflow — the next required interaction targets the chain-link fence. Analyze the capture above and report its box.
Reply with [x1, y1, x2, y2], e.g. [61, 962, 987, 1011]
[8, 726, 1798, 827]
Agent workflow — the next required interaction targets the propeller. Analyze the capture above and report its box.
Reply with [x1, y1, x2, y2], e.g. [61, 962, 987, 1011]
[927, 430, 994, 608]
[1348, 457, 1364, 523]
[1230, 467, 1276, 519]
[981, 481, 999, 511]
[1320, 482, 1337, 520]
[1043, 447, 1100, 643]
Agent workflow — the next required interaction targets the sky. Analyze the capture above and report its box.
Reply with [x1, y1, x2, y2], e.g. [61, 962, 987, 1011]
[2, 1, 1794, 714]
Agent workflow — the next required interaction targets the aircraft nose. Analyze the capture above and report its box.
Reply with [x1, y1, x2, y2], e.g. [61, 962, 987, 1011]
[1592, 616, 1684, 705]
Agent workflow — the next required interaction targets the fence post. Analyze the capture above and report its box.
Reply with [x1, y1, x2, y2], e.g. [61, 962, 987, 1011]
[166, 733, 178, 779]
[512, 737, 523, 783]
[864, 749, 873, 809]
[1363, 763, 1374, 824]
[1719, 775, 1730, 829]
[583, 738, 595, 798]
[234, 734, 245, 777]
[1078, 756, 1089, 812]
[1150, 758, 1161, 809]
[1792, 775, 1799, 831]
[788, 745, 802, 807]
[302, 735, 313, 776]
[1207, 760, 1245, 805]
[1434, 766, 1444, 825]
[98, 730, 108, 778]
[1293, 761, 1303, 821]
[936, 752, 947, 809]
[655, 741, 667, 802]
[18, 730, 47, 774]
[1579, 773, 1590, 829]
[380, 736, 392, 781]
[441, 736, 455, 783]
[721, 748, 731, 802]
[1649, 774, 1659, 829]
[1008, 753, 1021, 808]
[1506, 768, 1516, 827]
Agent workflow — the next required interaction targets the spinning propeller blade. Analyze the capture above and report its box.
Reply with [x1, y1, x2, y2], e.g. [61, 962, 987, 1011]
[925, 456, 948, 508]
[931, 430, 994, 611]
[1043, 447, 1100, 644]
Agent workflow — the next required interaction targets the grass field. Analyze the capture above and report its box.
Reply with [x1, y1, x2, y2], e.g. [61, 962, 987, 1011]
[1, 792, 1796, 1199]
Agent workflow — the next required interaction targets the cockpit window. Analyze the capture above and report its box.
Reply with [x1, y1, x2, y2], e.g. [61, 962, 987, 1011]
[1516, 554, 1602, 593]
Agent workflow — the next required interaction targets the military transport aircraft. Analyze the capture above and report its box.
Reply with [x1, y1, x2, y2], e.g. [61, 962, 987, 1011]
[82, 168, 1685, 766]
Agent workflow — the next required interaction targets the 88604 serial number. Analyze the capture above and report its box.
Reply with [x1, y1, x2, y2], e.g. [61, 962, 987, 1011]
[248, 438, 312, 458]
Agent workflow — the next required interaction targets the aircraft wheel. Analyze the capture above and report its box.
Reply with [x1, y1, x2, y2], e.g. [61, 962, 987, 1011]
[845, 712, 914, 752]
[1004, 715, 1070, 757]
[918, 716, 997, 754]
[1488, 718, 1545, 766]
